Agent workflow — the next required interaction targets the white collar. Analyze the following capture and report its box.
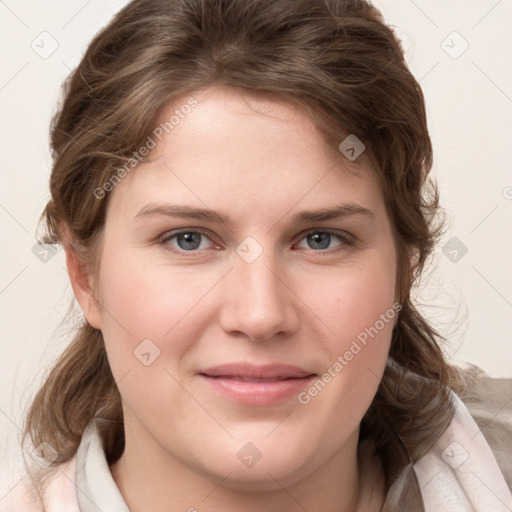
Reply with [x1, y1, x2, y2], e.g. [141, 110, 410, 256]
[75, 420, 129, 512]
[412, 392, 512, 511]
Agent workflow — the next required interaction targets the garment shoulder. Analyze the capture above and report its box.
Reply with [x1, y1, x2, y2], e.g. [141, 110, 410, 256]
[458, 363, 512, 492]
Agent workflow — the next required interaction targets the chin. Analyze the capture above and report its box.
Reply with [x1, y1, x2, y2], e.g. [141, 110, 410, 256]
[191, 441, 318, 492]
[203, 464, 309, 492]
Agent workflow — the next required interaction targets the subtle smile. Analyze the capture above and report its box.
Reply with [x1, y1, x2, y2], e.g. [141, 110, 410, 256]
[198, 363, 317, 406]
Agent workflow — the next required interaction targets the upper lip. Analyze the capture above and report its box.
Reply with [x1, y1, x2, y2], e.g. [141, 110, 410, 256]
[198, 363, 316, 380]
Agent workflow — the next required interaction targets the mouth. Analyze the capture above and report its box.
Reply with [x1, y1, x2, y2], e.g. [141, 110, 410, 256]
[197, 363, 317, 405]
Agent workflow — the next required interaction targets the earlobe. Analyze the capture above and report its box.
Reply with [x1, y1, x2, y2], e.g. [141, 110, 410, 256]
[62, 235, 102, 330]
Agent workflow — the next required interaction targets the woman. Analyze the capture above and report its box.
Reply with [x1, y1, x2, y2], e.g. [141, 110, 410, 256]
[4, 0, 512, 510]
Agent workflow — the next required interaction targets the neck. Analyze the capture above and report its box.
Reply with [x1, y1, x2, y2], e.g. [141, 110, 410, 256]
[110, 418, 384, 512]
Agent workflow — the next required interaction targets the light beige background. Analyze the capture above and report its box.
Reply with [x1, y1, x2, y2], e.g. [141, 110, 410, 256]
[1, 0, 511, 499]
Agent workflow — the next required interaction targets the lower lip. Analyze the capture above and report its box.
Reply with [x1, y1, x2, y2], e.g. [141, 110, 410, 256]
[199, 375, 315, 406]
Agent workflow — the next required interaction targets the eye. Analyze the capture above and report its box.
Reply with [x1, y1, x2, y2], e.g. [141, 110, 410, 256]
[295, 230, 352, 252]
[158, 228, 352, 255]
[160, 229, 217, 253]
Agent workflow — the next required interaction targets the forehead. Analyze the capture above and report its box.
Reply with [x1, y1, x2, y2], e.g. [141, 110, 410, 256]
[106, 85, 384, 224]
[149, 85, 368, 168]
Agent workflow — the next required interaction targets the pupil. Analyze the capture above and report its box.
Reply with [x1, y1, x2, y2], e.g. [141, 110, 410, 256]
[178, 232, 201, 250]
[309, 232, 330, 250]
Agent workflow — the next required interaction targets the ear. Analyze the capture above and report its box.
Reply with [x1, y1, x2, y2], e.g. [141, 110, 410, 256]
[61, 227, 102, 330]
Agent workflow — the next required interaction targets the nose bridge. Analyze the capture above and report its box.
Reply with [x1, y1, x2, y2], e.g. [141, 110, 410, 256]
[220, 239, 297, 341]
[238, 249, 280, 303]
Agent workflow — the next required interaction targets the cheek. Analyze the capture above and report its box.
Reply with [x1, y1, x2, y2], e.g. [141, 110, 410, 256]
[97, 249, 214, 338]
[309, 253, 397, 348]
[94, 249, 216, 389]
[94, 250, 208, 423]
[296, 252, 397, 417]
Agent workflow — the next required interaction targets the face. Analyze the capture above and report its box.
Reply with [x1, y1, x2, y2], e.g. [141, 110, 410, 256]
[80, 85, 398, 490]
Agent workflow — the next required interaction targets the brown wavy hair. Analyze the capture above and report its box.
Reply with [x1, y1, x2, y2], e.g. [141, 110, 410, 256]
[23, 0, 464, 498]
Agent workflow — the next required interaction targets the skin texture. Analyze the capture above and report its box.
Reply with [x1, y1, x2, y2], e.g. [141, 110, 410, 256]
[67, 84, 398, 512]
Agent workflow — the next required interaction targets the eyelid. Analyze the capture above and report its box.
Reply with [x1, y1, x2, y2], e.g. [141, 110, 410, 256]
[159, 227, 213, 241]
[296, 228, 353, 242]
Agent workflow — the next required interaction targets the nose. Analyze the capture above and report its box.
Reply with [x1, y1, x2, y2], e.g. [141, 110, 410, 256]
[218, 248, 299, 342]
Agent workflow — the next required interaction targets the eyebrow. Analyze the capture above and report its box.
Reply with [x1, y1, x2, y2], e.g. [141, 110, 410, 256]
[135, 202, 375, 225]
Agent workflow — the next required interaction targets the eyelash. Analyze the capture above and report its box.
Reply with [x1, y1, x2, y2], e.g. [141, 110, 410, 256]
[158, 228, 353, 255]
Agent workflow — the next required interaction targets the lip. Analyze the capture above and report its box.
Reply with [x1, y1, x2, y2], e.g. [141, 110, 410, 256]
[197, 363, 316, 406]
